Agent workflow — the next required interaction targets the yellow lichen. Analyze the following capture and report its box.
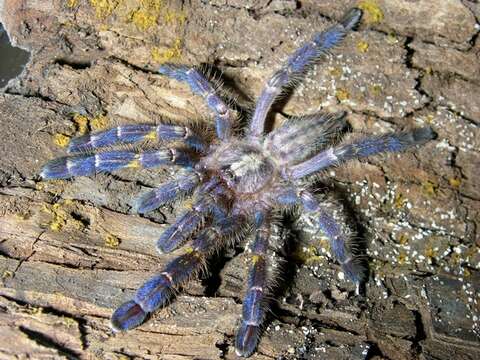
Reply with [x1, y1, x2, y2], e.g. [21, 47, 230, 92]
[2, 270, 13, 280]
[128, 0, 164, 31]
[53, 133, 71, 148]
[371, 83, 382, 96]
[424, 114, 434, 124]
[42, 201, 84, 232]
[398, 233, 409, 245]
[72, 114, 89, 135]
[358, 0, 384, 24]
[130, 9, 158, 30]
[335, 88, 350, 102]
[356, 40, 369, 53]
[424, 245, 437, 259]
[329, 67, 343, 78]
[184, 246, 194, 254]
[394, 193, 407, 208]
[105, 234, 121, 248]
[151, 38, 182, 64]
[422, 180, 438, 197]
[26, 305, 43, 316]
[386, 32, 398, 44]
[66, 0, 78, 8]
[163, 9, 186, 25]
[449, 177, 461, 188]
[90, 114, 109, 130]
[89, 0, 122, 18]
[61, 316, 78, 327]
[397, 250, 407, 264]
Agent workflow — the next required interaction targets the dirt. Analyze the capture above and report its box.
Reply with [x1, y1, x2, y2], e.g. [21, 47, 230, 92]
[0, 0, 479, 359]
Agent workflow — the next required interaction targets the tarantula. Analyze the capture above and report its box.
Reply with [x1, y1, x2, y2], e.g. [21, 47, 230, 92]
[40, 8, 435, 357]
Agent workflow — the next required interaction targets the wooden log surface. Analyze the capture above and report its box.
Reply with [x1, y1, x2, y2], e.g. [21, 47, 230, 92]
[0, 0, 479, 359]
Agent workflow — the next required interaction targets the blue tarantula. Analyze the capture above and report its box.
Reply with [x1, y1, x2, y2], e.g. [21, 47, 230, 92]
[41, 8, 435, 357]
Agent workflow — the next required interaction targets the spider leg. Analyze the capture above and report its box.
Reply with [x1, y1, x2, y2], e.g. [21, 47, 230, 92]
[235, 212, 276, 357]
[156, 179, 229, 253]
[68, 124, 205, 154]
[158, 65, 234, 140]
[288, 127, 436, 179]
[135, 170, 201, 214]
[40, 148, 195, 179]
[248, 8, 362, 137]
[264, 112, 347, 164]
[299, 191, 367, 289]
[111, 213, 239, 332]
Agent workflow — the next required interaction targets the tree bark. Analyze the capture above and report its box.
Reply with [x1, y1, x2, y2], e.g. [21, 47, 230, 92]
[0, 0, 479, 359]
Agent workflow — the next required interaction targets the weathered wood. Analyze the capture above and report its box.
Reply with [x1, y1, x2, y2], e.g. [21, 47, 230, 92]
[0, 0, 479, 359]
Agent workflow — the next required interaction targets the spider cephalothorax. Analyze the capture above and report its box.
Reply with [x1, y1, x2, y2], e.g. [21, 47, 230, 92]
[40, 8, 435, 357]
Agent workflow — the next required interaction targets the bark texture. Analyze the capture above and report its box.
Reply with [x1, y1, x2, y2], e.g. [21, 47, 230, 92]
[0, 0, 479, 359]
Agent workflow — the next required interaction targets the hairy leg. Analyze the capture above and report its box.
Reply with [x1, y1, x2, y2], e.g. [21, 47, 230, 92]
[248, 8, 362, 137]
[111, 214, 239, 332]
[135, 170, 201, 214]
[40, 148, 195, 179]
[288, 127, 436, 179]
[236, 213, 279, 357]
[264, 112, 347, 164]
[159, 65, 234, 140]
[68, 124, 205, 153]
[299, 191, 367, 289]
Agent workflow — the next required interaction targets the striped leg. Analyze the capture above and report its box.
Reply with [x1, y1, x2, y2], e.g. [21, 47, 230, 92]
[299, 191, 366, 289]
[40, 148, 195, 180]
[249, 8, 362, 137]
[289, 127, 436, 179]
[135, 171, 201, 214]
[236, 213, 273, 357]
[68, 124, 205, 153]
[111, 215, 237, 332]
[159, 65, 234, 140]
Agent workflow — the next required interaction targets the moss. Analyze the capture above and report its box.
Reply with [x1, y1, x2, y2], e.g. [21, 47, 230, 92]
[105, 233, 121, 248]
[356, 40, 369, 53]
[394, 193, 407, 208]
[151, 38, 182, 64]
[53, 133, 71, 148]
[358, 0, 384, 24]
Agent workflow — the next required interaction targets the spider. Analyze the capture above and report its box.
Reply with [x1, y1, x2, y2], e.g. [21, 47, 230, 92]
[40, 8, 436, 357]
